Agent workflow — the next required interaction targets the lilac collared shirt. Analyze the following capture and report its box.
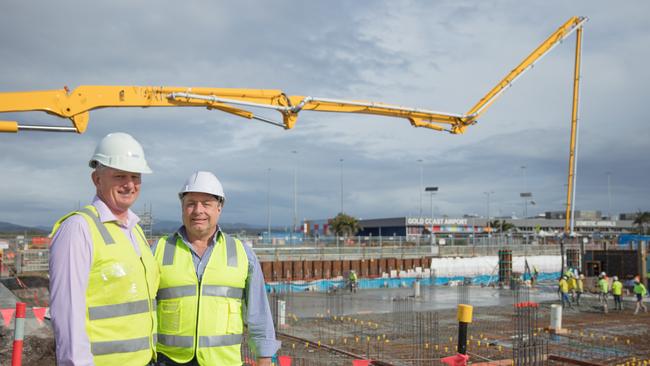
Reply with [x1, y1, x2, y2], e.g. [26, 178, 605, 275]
[49, 197, 144, 366]
[152, 227, 280, 358]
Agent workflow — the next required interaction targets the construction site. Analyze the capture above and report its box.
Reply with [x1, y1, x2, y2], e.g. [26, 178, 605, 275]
[1, 5, 650, 366]
[1, 237, 650, 365]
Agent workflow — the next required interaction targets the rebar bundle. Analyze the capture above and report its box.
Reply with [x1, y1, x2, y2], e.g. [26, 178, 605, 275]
[391, 296, 414, 335]
[513, 300, 547, 366]
[457, 278, 471, 305]
[414, 311, 440, 366]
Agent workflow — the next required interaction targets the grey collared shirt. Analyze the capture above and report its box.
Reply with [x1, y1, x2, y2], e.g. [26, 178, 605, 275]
[152, 226, 280, 358]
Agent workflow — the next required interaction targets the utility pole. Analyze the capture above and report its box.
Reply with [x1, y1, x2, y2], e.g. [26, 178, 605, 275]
[339, 158, 344, 214]
[484, 191, 494, 228]
[606, 171, 612, 219]
[418, 159, 423, 218]
[267, 168, 271, 244]
[292, 150, 298, 244]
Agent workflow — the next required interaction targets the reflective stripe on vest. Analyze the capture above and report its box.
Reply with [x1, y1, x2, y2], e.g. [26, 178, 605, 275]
[159, 334, 194, 348]
[157, 285, 197, 300]
[202, 285, 243, 299]
[88, 299, 150, 320]
[91, 336, 151, 355]
[77, 207, 115, 244]
[199, 334, 243, 348]
[158, 334, 243, 349]
[161, 233, 238, 267]
[157, 285, 242, 300]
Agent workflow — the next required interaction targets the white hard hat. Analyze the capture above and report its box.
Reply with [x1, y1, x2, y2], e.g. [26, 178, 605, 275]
[178, 171, 225, 201]
[600, 272, 606, 277]
[612, 276, 618, 281]
[89, 132, 152, 174]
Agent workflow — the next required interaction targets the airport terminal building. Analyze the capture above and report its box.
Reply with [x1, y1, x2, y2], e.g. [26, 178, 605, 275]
[305, 210, 637, 241]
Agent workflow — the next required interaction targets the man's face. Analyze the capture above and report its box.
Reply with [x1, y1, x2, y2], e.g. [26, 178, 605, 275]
[182, 192, 222, 240]
[92, 167, 142, 215]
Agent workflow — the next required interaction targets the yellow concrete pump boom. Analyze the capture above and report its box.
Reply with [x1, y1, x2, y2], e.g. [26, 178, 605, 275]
[0, 16, 587, 232]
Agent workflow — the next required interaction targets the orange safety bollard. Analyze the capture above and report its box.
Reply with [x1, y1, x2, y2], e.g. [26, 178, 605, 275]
[278, 355, 292, 366]
[11, 302, 26, 366]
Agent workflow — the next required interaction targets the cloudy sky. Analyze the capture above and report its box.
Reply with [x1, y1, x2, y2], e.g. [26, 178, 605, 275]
[1, 1, 648, 229]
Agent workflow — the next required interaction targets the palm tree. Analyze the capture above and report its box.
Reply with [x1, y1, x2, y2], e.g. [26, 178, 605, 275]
[330, 212, 361, 237]
[633, 211, 650, 235]
[489, 219, 516, 233]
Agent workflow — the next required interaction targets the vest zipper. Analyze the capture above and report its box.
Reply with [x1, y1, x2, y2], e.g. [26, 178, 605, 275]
[194, 275, 201, 355]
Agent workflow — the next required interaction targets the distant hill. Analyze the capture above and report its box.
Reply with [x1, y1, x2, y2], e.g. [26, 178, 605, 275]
[0, 220, 267, 236]
[152, 219, 266, 235]
[0, 221, 48, 234]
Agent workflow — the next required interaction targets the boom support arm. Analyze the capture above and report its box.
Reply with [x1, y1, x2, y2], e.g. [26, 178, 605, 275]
[0, 85, 469, 134]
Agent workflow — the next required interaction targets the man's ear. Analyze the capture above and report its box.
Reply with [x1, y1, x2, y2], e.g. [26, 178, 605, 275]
[91, 170, 100, 187]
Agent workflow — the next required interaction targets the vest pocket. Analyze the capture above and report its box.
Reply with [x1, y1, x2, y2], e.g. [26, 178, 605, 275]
[212, 302, 229, 335]
[159, 299, 182, 333]
[227, 301, 243, 334]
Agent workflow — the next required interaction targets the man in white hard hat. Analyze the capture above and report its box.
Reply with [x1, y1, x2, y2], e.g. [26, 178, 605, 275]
[153, 171, 279, 366]
[49, 132, 159, 366]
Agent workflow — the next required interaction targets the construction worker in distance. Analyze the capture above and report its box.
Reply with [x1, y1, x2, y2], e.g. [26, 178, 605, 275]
[567, 270, 577, 303]
[153, 171, 280, 366]
[597, 272, 609, 314]
[348, 270, 358, 293]
[558, 275, 572, 309]
[611, 276, 623, 311]
[633, 276, 648, 315]
[576, 274, 585, 306]
[49, 132, 159, 366]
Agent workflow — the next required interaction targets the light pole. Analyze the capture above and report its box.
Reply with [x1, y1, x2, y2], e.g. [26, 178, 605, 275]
[606, 171, 612, 219]
[339, 158, 344, 214]
[418, 159, 424, 217]
[519, 165, 533, 218]
[425, 187, 438, 245]
[267, 168, 271, 244]
[425, 186, 438, 220]
[484, 191, 494, 228]
[291, 150, 298, 243]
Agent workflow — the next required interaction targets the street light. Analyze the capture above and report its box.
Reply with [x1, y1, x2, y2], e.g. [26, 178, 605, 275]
[425, 186, 438, 220]
[339, 158, 344, 214]
[520, 165, 533, 218]
[484, 191, 494, 228]
[291, 150, 298, 243]
[425, 186, 438, 245]
[417, 159, 424, 217]
[606, 171, 612, 219]
[267, 168, 271, 244]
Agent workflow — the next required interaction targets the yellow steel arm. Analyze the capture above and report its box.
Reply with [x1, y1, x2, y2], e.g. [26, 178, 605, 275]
[0, 85, 467, 134]
[461, 16, 588, 133]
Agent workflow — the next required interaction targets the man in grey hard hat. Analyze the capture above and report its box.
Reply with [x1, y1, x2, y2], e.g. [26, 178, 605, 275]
[153, 171, 279, 366]
[49, 132, 159, 366]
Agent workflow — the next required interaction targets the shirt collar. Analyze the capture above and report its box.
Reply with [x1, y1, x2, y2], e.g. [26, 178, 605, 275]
[176, 225, 222, 247]
[92, 196, 140, 229]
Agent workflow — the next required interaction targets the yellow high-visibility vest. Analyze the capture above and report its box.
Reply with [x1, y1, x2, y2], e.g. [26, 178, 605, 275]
[154, 232, 248, 366]
[52, 206, 159, 366]
[559, 279, 569, 293]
